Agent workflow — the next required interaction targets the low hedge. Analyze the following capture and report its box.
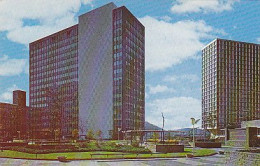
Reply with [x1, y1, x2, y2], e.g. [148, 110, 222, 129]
[78, 141, 151, 153]
[6, 141, 151, 154]
[8, 146, 79, 154]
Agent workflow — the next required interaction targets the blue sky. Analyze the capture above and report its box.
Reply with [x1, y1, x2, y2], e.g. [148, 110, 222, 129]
[0, 0, 259, 129]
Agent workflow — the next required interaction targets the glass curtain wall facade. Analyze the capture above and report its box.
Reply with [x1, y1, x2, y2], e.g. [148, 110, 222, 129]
[113, 7, 145, 137]
[202, 39, 260, 131]
[29, 3, 145, 139]
[29, 25, 78, 138]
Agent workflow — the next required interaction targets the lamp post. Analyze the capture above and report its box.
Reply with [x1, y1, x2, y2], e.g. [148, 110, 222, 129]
[161, 112, 165, 143]
[17, 131, 21, 140]
[118, 128, 121, 141]
[191, 118, 200, 154]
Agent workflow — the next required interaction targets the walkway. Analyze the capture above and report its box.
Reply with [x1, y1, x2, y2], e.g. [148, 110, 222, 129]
[0, 154, 226, 166]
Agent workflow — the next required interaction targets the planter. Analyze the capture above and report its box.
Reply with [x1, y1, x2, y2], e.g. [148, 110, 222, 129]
[0, 142, 28, 147]
[195, 142, 221, 148]
[57, 156, 68, 162]
[156, 144, 184, 153]
[218, 151, 225, 155]
[186, 154, 194, 158]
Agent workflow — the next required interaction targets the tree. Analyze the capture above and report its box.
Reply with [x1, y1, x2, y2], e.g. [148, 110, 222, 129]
[45, 84, 78, 141]
[96, 130, 102, 141]
[206, 112, 217, 139]
[152, 132, 159, 143]
[86, 129, 94, 140]
[96, 130, 102, 146]
[46, 87, 63, 141]
[79, 119, 87, 139]
[72, 129, 79, 141]
[167, 132, 172, 141]
[54, 129, 61, 141]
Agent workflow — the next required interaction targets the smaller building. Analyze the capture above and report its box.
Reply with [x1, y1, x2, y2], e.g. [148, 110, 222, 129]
[224, 120, 260, 147]
[241, 120, 260, 128]
[0, 90, 29, 141]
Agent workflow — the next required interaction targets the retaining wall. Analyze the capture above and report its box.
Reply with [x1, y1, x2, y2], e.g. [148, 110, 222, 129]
[156, 144, 184, 153]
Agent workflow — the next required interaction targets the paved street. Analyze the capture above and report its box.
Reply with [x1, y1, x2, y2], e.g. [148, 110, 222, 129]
[0, 154, 226, 166]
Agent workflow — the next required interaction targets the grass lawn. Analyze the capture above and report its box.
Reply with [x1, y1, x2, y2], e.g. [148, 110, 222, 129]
[0, 148, 217, 160]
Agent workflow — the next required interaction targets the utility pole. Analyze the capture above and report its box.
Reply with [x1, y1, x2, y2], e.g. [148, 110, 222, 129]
[225, 111, 229, 144]
[161, 113, 165, 143]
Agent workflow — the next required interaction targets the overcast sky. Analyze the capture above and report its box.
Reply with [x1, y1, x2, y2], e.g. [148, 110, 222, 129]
[0, 0, 259, 129]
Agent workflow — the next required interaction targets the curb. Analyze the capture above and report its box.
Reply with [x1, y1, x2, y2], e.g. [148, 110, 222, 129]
[0, 152, 218, 161]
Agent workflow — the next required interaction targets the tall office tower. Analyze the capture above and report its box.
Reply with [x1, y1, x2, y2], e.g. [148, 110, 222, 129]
[29, 25, 78, 137]
[30, 2, 145, 139]
[78, 3, 145, 139]
[112, 7, 145, 138]
[202, 38, 260, 133]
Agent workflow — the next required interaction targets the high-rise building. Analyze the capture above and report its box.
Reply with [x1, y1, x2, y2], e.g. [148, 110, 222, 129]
[202, 38, 260, 133]
[29, 2, 145, 139]
[112, 6, 145, 137]
[29, 25, 78, 138]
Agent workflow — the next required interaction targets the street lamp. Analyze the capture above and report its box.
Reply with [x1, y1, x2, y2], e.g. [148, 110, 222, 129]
[191, 118, 200, 154]
[161, 112, 165, 143]
[17, 131, 21, 140]
[118, 128, 121, 141]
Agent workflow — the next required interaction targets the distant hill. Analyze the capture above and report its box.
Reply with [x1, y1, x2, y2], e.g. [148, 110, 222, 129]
[144, 123, 210, 139]
[145, 121, 162, 130]
[177, 128, 210, 136]
[144, 123, 210, 136]
[176, 128, 192, 132]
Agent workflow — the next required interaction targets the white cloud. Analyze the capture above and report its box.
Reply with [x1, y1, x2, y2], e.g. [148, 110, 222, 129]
[145, 92, 149, 99]
[164, 74, 199, 83]
[0, 84, 19, 103]
[0, 0, 93, 45]
[0, 55, 27, 76]
[149, 85, 175, 95]
[159, 16, 172, 22]
[139, 16, 225, 71]
[257, 37, 260, 44]
[82, 0, 94, 8]
[164, 75, 177, 83]
[182, 74, 200, 82]
[82, 0, 93, 5]
[6, 13, 77, 45]
[171, 0, 239, 14]
[146, 97, 201, 129]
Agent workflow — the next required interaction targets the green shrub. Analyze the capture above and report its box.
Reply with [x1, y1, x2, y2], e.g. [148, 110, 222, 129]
[131, 141, 139, 147]
[7, 141, 151, 154]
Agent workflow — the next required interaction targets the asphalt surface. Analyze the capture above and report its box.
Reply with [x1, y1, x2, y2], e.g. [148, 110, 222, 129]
[0, 154, 226, 166]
